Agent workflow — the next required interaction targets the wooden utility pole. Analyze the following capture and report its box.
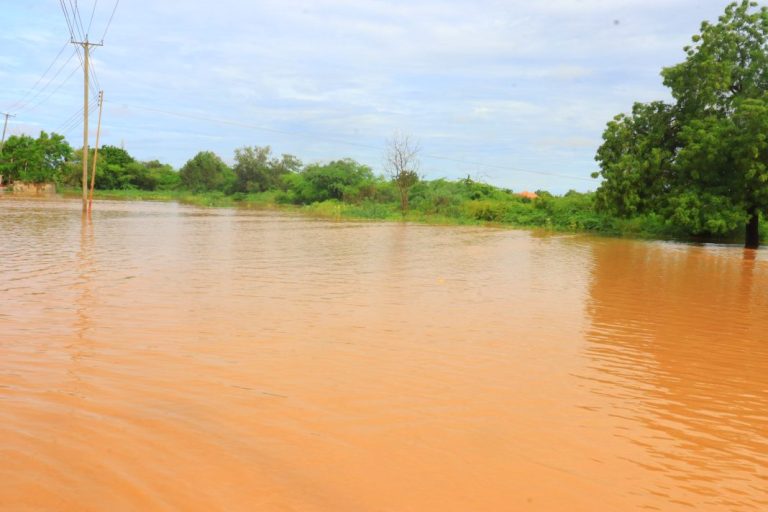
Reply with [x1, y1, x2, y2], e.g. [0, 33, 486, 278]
[72, 40, 102, 213]
[88, 91, 104, 214]
[0, 112, 15, 153]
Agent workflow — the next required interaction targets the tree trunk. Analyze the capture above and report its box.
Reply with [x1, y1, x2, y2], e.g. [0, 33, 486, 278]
[745, 207, 759, 249]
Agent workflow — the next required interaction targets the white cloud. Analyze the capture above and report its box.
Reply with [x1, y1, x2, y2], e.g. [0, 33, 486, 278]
[0, 0, 737, 192]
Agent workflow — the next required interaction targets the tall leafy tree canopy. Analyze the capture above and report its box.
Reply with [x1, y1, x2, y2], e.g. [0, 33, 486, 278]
[0, 131, 71, 184]
[593, 1, 768, 247]
[285, 159, 375, 203]
[180, 151, 233, 192]
[233, 146, 301, 193]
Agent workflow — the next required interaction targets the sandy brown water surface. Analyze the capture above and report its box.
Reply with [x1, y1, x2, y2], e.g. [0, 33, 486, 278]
[1, 197, 767, 511]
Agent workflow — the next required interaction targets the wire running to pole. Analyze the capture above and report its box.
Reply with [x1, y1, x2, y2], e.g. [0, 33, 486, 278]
[57, 105, 86, 133]
[72, 46, 100, 97]
[86, 0, 99, 37]
[59, 0, 77, 40]
[20, 65, 81, 115]
[57, 97, 99, 134]
[14, 50, 79, 114]
[68, 0, 85, 41]
[4, 40, 71, 112]
[101, 0, 120, 42]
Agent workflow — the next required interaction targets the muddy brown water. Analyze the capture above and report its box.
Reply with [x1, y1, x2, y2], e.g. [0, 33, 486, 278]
[1, 197, 766, 511]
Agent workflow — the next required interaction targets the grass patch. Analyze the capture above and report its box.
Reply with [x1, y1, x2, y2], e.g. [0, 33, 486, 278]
[58, 186, 756, 243]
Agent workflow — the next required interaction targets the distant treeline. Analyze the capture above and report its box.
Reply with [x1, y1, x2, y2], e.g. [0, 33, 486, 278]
[1, 131, 756, 242]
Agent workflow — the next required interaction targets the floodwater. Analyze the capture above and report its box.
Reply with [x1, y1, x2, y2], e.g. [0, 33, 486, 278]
[1, 197, 766, 512]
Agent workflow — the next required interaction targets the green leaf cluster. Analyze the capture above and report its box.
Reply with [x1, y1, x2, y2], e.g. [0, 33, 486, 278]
[179, 151, 234, 193]
[58, 145, 181, 191]
[593, 0, 768, 244]
[233, 146, 301, 193]
[0, 131, 71, 183]
[283, 159, 377, 203]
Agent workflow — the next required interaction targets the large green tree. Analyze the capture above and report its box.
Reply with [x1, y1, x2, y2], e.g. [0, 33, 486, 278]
[59, 145, 179, 191]
[233, 146, 301, 193]
[0, 131, 71, 184]
[593, 1, 768, 248]
[179, 151, 233, 192]
[285, 159, 375, 203]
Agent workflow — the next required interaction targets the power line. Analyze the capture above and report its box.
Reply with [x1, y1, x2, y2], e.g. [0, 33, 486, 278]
[110, 101, 593, 182]
[59, 100, 99, 137]
[68, 0, 85, 41]
[56, 97, 99, 134]
[20, 64, 80, 114]
[101, 0, 120, 42]
[88, 55, 101, 91]
[58, 0, 108, 96]
[74, 0, 86, 34]
[60, 115, 85, 136]
[72, 45, 100, 96]
[57, 105, 86, 133]
[14, 50, 78, 113]
[86, 0, 99, 37]
[4, 40, 70, 112]
[60, 0, 100, 95]
[59, 0, 99, 98]
[65, 0, 82, 40]
[60, 112, 88, 136]
[58, 0, 77, 40]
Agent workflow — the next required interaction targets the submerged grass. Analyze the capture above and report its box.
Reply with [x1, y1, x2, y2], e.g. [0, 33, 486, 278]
[61, 188, 280, 208]
[59, 187, 754, 243]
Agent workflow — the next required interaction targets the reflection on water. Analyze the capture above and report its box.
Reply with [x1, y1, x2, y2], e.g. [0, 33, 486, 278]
[1, 197, 766, 511]
[584, 240, 768, 511]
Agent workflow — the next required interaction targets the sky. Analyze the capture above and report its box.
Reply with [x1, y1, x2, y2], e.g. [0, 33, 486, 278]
[0, 0, 743, 193]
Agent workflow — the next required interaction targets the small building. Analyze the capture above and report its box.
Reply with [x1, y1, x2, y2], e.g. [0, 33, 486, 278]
[518, 191, 538, 200]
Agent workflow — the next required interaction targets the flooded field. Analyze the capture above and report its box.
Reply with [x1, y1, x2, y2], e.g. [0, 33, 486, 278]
[1, 197, 767, 511]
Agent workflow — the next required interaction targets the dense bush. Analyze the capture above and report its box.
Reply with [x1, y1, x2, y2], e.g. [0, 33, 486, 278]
[283, 159, 377, 204]
[180, 151, 234, 193]
[233, 146, 301, 193]
[0, 131, 71, 183]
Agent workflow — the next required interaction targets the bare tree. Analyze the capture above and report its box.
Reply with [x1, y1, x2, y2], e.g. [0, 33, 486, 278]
[385, 132, 420, 213]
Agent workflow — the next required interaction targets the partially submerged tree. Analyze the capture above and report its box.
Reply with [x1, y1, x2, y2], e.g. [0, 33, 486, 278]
[385, 133, 420, 213]
[593, 1, 768, 248]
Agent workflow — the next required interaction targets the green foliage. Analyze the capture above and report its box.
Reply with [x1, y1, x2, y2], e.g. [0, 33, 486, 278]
[593, 102, 677, 217]
[594, 1, 768, 244]
[180, 151, 233, 192]
[285, 159, 375, 203]
[0, 131, 71, 183]
[145, 160, 182, 191]
[99, 145, 135, 167]
[233, 146, 301, 193]
[666, 191, 745, 234]
[662, 0, 768, 116]
[409, 177, 513, 217]
[56, 145, 181, 192]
